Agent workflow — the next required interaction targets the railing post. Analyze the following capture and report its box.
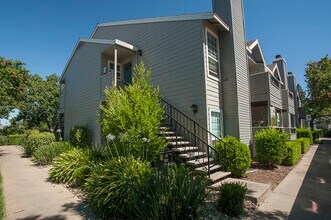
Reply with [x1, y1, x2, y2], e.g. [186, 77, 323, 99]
[207, 145, 210, 177]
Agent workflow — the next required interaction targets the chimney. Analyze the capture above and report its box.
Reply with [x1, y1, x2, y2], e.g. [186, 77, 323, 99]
[212, 0, 251, 145]
[273, 54, 287, 89]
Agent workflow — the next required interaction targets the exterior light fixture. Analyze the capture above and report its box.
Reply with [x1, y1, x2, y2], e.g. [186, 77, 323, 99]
[191, 104, 198, 114]
[137, 50, 143, 56]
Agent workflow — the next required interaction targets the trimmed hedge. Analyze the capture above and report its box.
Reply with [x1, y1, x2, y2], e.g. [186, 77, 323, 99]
[323, 129, 331, 138]
[0, 136, 8, 146]
[23, 132, 55, 155]
[215, 136, 252, 177]
[297, 128, 313, 143]
[297, 138, 311, 154]
[7, 135, 26, 145]
[254, 128, 289, 165]
[283, 141, 301, 166]
[312, 129, 323, 141]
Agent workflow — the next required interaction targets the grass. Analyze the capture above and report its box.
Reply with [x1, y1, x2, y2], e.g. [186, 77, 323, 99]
[0, 174, 4, 220]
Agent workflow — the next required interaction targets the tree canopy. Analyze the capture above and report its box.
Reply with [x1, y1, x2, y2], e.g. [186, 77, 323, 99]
[304, 55, 331, 128]
[0, 57, 29, 118]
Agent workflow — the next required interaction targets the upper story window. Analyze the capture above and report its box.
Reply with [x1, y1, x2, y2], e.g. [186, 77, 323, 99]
[103, 60, 121, 76]
[206, 30, 220, 80]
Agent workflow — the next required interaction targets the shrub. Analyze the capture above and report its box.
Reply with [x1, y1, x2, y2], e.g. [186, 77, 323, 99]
[312, 129, 323, 141]
[99, 63, 167, 162]
[254, 128, 289, 165]
[84, 156, 151, 219]
[297, 128, 313, 143]
[32, 142, 73, 165]
[129, 165, 208, 220]
[218, 182, 247, 217]
[7, 134, 26, 145]
[23, 132, 55, 155]
[0, 136, 8, 146]
[49, 148, 91, 185]
[69, 125, 90, 148]
[297, 138, 311, 154]
[323, 129, 331, 138]
[283, 141, 301, 166]
[215, 136, 251, 177]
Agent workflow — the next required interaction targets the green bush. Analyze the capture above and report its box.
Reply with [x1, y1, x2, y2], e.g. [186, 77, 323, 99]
[0, 136, 8, 146]
[99, 63, 167, 162]
[218, 182, 247, 217]
[32, 142, 73, 165]
[312, 129, 323, 141]
[69, 125, 91, 148]
[323, 129, 331, 137]
[283, 141, 301, 166]
[297, 128, 313, 143]
[254, 128, 289, 165]
[215, 136, 251, 177]
[297, 138, 311, 154]
[7, 134, 26, 145]
[84, 156, 151, 219]
[129, 165, 207, 220]
[49, 148, 91, 185]
[23, 132, 55, 155]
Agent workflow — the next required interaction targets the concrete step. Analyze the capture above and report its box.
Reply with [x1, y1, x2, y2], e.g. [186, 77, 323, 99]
[186, 157, 214, 167]
[194, 164, 222, 173]
[160, 131, 176, 135]
[168, 141, 190, 146]
[172, 146, 199, 153]
[208, 171, 231, 183]
[178, 151, 207, 159]
[210, 178, 272, 205]
[164, 136, 184, 140]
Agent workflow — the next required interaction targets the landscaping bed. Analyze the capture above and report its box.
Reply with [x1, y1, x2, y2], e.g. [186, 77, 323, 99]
[243, 162, 293, 190]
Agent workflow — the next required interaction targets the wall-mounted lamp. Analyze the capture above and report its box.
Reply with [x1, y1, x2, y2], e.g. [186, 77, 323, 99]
[137, 49, 143, 56]
[191, 104, 198, 114]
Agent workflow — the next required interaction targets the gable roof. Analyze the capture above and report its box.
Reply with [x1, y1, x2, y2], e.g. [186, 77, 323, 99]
[246, 39, 266, 64]
[91, 12, 229, 37]
[60, 38, 138, 81]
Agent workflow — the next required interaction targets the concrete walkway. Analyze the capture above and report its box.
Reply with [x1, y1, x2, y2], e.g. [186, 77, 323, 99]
[251, 139, 331, 220]
[0, 145, 97, 220]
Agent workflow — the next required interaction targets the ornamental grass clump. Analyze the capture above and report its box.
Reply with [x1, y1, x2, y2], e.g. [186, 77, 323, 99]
[84, 156, 151, 219]
[218, 182, 247, 217]
[49, 148, 91, 185]
[32, 141, 73, 165]
[254, 128, 289, 165]
[215, 136, 252, 177]
[129, 165, 208, 220]
[99, 62, 167, 162]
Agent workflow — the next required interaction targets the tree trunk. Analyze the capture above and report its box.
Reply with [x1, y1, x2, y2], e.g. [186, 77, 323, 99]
[310, 116, 315, 130]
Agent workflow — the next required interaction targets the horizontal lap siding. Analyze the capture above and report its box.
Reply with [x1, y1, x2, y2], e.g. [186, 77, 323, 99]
[64, 43, 109, 143]
[269, 82, 282, 109]
[249, 74, 268, 102]
[93, 20, 207, 127]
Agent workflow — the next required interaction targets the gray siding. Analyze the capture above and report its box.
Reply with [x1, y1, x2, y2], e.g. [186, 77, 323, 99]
[93, 20, 208, 133]
[214, 0, 252, 145]
[249, 73, 268, 103]
[63, 43, 110, 143]
[269, 76, 282, 109]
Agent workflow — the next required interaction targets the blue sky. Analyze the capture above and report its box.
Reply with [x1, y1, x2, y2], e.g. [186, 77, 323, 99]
[1, 0, 330, 124]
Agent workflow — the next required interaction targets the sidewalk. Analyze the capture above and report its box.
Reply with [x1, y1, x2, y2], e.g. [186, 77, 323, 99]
[251, 139, 331, 220]
[0, 145, 98, 220]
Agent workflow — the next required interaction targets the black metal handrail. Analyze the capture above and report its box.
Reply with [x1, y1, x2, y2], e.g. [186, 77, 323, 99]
[114, 75, 236, 173]
[163, 111, 219, 177]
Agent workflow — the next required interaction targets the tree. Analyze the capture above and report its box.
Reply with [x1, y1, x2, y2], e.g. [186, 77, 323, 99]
[305, 55, 331, 129]
[19, 73, 60, 130]
[0, 57, 29, 118]
[99, 62, 167, 162]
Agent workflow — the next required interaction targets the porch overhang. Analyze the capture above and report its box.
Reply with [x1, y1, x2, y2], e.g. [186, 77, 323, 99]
[60, 38, 138, 81]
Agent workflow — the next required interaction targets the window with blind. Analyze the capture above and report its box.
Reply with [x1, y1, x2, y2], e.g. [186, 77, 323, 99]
[206, 30, 220, 79]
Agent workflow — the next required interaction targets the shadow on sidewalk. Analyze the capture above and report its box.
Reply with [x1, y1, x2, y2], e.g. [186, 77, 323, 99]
[288, 140, 331, 220]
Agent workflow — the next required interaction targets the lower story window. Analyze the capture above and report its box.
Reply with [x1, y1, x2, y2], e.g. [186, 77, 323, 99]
[210, 110, 223, 141]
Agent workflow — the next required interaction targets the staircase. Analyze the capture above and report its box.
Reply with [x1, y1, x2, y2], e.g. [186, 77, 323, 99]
[160, 100, 235, 184]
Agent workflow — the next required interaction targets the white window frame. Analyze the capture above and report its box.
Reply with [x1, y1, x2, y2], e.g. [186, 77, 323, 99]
[209, 108, 223, 141]
[205, 27, 221, 81]
[107, 60, 122, 78]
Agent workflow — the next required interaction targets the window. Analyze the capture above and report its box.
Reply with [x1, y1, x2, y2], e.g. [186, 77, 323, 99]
[206, 30, 220, 79]
[106, 60, 121, 77]
[210, 109, 223, 146]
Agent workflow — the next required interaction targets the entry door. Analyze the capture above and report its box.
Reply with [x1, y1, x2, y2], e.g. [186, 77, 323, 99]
[124, 62, 132, 84]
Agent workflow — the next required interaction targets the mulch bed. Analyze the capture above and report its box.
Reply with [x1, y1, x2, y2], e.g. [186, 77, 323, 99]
[242, 162, 294, 190]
